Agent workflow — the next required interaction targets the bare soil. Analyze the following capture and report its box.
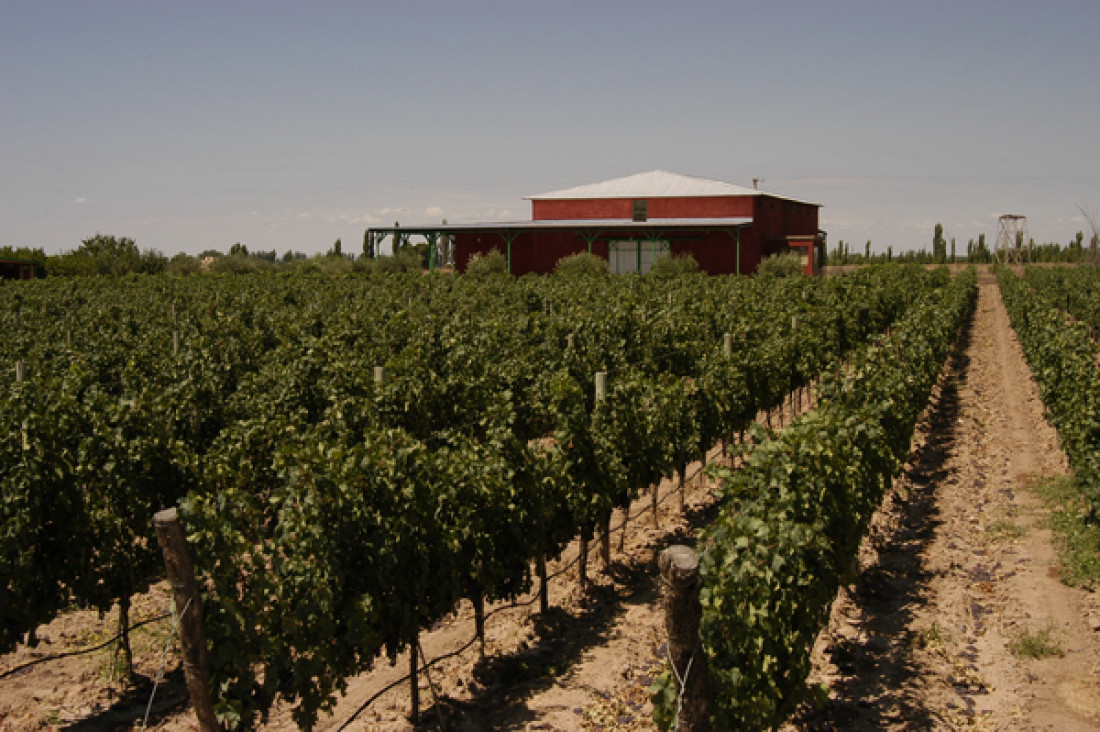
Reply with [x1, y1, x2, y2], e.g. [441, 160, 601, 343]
[3, 271, 1098, 731]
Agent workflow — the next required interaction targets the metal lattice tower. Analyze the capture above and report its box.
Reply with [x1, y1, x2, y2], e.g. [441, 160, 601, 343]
[996, 214, 1029, 264]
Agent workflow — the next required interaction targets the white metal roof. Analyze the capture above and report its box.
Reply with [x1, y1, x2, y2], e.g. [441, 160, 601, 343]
[527, 169, 820, 207]
[527, 170, 762, 200]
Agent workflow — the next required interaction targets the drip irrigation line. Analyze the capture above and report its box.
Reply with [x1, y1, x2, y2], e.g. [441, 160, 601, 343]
[0, 612, 171, 681]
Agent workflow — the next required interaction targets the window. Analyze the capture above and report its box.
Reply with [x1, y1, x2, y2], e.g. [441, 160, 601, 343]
[632, 199, 648, 222]
[609, 240, 670, 274]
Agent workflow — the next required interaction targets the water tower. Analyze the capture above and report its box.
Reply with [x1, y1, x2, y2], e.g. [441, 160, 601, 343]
[996, 215, 1029, 264]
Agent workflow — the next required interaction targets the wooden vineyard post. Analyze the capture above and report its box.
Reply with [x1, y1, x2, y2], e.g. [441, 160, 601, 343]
[592, 370, 609, 576]
[16, 362, 29, 452]
[658, 545, 710, 731]
[679, 463, 688, 514]
[578, 524, 591, 590]
[409, 638, 420, 724]
[652, 483, 659, 528]
[599, 513, 612, 568]
[722, 332, 732, 359]
[537, 551, 549, 614]
[153, 508, 218, 732]
[374, 365, 385, 385]
[473, 593, 486, 657]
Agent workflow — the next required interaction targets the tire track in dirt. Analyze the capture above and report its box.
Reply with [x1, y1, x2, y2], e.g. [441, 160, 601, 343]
[791, 272, 1100, 731]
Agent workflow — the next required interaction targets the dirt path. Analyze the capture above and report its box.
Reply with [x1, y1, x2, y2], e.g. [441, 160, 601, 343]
[4, 273, 1100, 731]
[788, 273, 1100, 730]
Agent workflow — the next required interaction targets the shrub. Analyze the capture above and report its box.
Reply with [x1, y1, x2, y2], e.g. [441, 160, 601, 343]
[166, 253, 200, 276]
[649, 253, 699, 277]
[756, 252, 804, 278]
[554, 251, 609, 276]
[371, 247, 424, 274]
[465, 249, 509, 276]
[208, 254, 277, 275]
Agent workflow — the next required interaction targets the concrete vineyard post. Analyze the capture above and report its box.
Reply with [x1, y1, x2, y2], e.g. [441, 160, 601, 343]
[153, 508, 218, 732]
[659, 545, 711, 731]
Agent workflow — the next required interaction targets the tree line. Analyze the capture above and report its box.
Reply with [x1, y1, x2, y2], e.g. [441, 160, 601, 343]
[828, 223, 1100, 266]
[0, 232, 430, 278]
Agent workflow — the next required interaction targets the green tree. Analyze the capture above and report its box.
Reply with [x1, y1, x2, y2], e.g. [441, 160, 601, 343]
[932, 224, 947, 263]
[49, 234, 142, 276]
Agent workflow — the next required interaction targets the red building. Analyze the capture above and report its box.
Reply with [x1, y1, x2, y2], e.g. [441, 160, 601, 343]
[0, 258, 42, 280]
[368, 170, 825, 275]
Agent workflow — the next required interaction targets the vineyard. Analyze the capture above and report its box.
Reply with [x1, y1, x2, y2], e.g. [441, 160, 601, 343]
[5, 263, 1097, 730]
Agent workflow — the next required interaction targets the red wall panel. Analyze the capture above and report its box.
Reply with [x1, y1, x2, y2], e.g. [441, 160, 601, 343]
[532, 196, 756, 221]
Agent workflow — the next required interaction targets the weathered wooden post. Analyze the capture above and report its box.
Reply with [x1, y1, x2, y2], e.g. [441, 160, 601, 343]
[409, 638, 420, 724]
[659, 545, 710, 731]
[722, 332, 733, 359]
[16, 361, 29, 451]
[374, 365, 385, 385]
[678, 463, 688, 514]
[594, 371, 612, 568]
[153, 508, 218, 731]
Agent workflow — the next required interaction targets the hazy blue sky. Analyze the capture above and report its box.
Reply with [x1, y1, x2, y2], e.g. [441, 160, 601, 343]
[3, 1, 1098, 257]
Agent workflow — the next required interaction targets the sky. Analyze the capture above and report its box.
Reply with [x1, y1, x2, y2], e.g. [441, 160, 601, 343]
[3, 0, 1099, 258]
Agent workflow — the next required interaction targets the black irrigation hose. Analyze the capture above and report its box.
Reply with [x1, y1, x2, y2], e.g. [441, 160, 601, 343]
[0, 612, 172, 681]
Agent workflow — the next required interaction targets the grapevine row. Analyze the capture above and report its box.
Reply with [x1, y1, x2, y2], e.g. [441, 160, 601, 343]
[3, 266, 945, 727]
[652, 268, 977, 730]
[997, 266, 1100, 515]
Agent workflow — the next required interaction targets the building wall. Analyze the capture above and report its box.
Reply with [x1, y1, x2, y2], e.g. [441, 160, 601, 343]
[0, 260, 38, 280]
[751, 196, 822, 274]
[751, 196, 819, 241]
[455, 193, 819, 276]
[532, 196, 755, 221]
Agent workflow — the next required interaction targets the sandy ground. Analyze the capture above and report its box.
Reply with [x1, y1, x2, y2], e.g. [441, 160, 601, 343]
[3, 271, 1099, 731]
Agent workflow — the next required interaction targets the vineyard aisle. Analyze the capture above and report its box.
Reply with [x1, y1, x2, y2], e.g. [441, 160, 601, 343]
[787, 272, 1100, 730]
